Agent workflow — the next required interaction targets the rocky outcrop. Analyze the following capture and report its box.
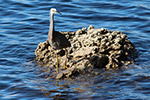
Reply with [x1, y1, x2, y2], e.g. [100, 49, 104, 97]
[35, 25, 136, 79]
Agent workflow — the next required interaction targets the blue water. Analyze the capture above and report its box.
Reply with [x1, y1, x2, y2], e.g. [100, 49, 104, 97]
[0, 0, 150, 99]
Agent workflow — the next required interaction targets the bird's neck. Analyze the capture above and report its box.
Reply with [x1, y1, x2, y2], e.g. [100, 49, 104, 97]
[48, 13, 55, 41]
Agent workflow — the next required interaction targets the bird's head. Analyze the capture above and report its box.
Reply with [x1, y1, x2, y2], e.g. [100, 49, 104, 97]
[50, 8, 62, 15]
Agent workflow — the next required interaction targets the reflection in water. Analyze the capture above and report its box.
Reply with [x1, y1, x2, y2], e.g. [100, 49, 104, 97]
[26, 64, 122, 99]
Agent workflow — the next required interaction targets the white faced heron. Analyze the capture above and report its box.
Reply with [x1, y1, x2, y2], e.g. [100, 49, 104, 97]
[48, 8, 71, 73]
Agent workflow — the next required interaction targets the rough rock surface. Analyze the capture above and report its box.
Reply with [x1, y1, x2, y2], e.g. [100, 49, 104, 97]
[35, 25, 136, 79]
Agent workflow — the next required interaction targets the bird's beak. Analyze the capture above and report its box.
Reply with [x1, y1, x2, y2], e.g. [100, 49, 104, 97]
[56, 11, 62, 15]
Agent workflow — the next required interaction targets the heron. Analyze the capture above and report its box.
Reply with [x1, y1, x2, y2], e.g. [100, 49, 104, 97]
[48, 8, 71, 73]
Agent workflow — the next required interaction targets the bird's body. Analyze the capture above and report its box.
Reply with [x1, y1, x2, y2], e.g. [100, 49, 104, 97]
[48, 8, 70, 73]
[48, 31, 70, 50]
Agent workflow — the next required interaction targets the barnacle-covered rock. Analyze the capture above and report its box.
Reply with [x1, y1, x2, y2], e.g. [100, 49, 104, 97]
[35, 25, 136, 79]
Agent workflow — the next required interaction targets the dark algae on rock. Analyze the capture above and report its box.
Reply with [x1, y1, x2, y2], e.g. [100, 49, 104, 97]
[35, 25, 136, 79]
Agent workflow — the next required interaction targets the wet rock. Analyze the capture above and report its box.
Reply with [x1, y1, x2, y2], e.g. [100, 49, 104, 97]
[35, 25, 136, 79]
